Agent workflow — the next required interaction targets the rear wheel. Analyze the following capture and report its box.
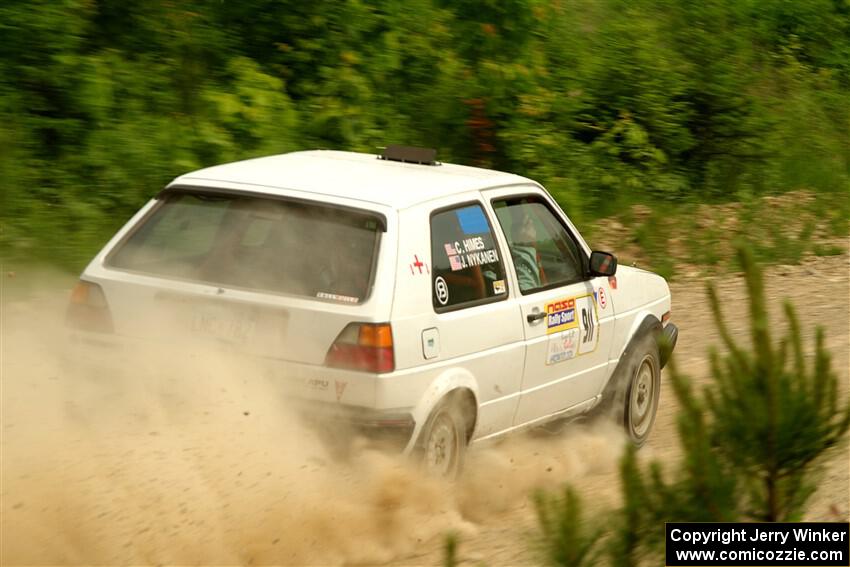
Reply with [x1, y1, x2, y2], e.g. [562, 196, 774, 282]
[420, 404, 466, 478]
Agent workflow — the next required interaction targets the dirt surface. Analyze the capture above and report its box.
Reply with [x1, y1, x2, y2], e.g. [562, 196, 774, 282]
[2, 253, 848, 566]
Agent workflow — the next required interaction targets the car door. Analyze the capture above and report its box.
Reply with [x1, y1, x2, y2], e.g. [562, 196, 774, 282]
[484, 188, 616, 426]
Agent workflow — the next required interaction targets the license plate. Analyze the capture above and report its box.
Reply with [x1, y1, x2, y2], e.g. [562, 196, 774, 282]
[190, 305, 257, 344]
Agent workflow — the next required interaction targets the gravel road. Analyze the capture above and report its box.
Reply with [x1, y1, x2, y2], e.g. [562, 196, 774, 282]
[2, 253, 847, 565]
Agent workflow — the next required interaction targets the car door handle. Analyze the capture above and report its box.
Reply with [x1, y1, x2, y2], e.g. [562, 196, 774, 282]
[527, 311, 547, 323]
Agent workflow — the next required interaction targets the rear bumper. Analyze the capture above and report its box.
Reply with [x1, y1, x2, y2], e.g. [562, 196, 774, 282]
[68, 329, 417, 451]
[295, 400, 416, 453]
[659, 323, 679, 368]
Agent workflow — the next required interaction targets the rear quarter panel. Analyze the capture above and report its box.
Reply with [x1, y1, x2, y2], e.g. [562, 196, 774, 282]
[387, 195, 526, 440]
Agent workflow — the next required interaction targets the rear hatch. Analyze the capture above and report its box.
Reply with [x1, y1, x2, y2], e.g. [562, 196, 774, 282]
[75, 186, 396, 404]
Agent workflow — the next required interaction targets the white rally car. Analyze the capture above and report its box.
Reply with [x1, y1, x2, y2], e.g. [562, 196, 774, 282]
[68, 146, 678, 475]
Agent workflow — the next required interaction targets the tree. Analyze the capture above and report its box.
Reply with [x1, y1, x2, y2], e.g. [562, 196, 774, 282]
[703, 246, 850, 521]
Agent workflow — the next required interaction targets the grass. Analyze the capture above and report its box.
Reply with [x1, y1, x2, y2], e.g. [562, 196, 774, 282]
[813, 243, 846, 257]
[590, 189, 848, 280]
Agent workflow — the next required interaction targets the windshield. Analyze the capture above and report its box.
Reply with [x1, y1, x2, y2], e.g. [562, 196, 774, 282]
[108, 191, 381, 303]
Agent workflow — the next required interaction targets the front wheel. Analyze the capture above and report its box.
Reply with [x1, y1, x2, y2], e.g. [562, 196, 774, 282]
[420, 404, 466, 478]
[621, 334, 661, 446]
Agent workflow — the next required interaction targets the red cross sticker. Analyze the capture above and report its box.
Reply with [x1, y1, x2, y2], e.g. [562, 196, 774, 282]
[410, 255, 429, 275]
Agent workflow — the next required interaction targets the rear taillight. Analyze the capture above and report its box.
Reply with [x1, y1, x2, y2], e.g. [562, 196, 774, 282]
[66, 280, 114, 333]
[325, 323, 394, 373]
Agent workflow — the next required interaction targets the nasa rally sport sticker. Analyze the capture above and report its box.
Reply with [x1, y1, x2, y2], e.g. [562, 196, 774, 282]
[435, 276, 449, 306]
[545, 294, 600, 364]
[546, 298, 578, 335]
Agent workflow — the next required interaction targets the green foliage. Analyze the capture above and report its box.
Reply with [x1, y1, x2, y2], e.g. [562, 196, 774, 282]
[813, 243, 845, 257]
[615, 245, 850, 563]
[607, 448, 648, 567]
[734, 197, 822, 266]
[681, 215, 724, 267]
[1, 0, 848, 269]
[533, 486, 603, 567]
[443, 532, 458, 567]
[704, 247, 850, 520]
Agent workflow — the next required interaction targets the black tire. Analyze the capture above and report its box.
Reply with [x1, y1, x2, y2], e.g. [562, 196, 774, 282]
[615, 332, 661, 446]
[419, 402, 467, 478]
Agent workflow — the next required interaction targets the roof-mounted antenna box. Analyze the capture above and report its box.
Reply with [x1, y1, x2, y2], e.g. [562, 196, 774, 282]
[379, 145, 439, 166]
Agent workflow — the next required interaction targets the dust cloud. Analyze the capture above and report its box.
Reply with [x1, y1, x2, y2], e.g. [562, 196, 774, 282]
[2, 275, 625, 566]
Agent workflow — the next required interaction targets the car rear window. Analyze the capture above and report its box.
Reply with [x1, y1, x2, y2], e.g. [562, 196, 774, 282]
[108, 190, 382, 303]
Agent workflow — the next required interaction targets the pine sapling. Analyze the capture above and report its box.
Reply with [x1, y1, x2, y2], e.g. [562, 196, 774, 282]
[705, 246, 850, 521]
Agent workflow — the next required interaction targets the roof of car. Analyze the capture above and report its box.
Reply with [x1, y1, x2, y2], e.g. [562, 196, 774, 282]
[172, 150, 538, 209]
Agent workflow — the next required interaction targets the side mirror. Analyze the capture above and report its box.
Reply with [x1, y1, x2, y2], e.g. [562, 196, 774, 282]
[589, 251, 618, 276]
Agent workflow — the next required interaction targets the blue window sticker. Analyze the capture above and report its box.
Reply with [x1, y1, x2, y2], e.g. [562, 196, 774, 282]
[455, 206, 489, 235]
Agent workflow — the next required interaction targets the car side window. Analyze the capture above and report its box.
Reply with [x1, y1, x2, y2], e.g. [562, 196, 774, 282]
[430, 203, 508, 310]
[492, 196, 585, 294]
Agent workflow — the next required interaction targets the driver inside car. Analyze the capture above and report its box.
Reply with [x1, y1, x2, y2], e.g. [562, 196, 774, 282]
[509, 208, 547, 292]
